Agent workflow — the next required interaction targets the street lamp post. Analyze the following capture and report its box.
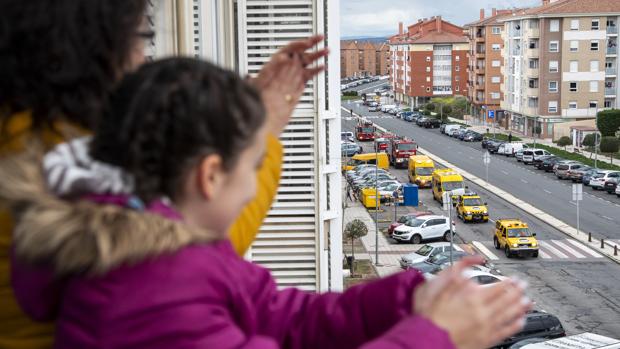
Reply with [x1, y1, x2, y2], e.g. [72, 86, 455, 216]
[374, 141, 380, 266]
[595, 112, 599, 169]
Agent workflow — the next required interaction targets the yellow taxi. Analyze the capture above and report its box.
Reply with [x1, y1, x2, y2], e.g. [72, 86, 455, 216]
[431, 169, 464, 203]
[455, 192, 489, 223]
[408, 155, 435, 188]
[493, 219, 539, 258]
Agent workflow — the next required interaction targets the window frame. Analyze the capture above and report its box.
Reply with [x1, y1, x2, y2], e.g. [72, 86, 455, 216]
[550, 19, 560, 32]
[569, 82, 578, 92]
[549, 41, 559, 52]
[568, 101, 578, 109]
[592, 19, 600, 30]
[570, 19, 579, 31]
[549, 81, 559, 93]
[548, 101, 558, 113]
[570, 40, 579, 52]
[549, 60, 559, 73]
[591, 40, 599, 51]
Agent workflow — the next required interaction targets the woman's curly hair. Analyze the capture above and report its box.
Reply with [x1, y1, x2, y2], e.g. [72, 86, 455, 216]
[90, 58, 266, 203]
[0, 0, 146, 131]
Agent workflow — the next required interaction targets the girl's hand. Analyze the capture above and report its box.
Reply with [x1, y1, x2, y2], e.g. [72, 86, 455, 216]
[252, 35, 329, 136]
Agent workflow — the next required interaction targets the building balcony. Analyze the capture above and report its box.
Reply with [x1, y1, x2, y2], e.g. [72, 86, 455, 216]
[475, 84, 485, 90]
[527, 48, 539, 58]
[606, 67, 617, 76]
[528, 28, 540, 38]
[608, 26, 618, 35]
[475, 51, 486, 58]
[605, 88, 616, 96]
[608, 47, 618, 55]
[475, 36, 485, 43]
[476, 66, 485, 74]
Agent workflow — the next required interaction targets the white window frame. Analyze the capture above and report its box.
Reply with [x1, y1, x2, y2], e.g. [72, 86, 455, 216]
[455, 65, 460, 71]
[589, 100, 598, 109]
[590, 81, 599, 92]
[549, 41, 559, 52]
[570, 41, 579, 52]
[426, 76, 431, 82]
[455, 85, 460, 92]
[550, 19, 560, 32]
[426, 66, 431, 72]
[549, 81, 559, 93]
[569, 82, 578, 92]
[592, 19, 600, 30]
[570, 19, 579, 31]
[492, 60, 501, 67]
[548, 101, 558, 113]
[455, 55, 460, 61]
[492, 27, 501, 34]
[569, 61, 579, 72]
[492, 44, 501, 51]
[491, 76, 501, 83]
[426, 56, 431, 62]
[590, 60, 600, 72]
[568, 101, 578, 109]
[549, 60, 559, 73]
[591, 40, 599, 51]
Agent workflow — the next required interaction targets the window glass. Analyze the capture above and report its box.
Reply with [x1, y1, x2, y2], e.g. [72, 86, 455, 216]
[570, 41, 578, 52]
[570, 19, 579, 30]
[550, 19, 560, 32]
[570, 61, 578, 72]
[415, 244, 433, 256]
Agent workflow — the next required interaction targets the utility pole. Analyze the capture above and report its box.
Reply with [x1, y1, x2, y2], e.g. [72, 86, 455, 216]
[374, 141, 380, 266]
[595, 112, 599, 169]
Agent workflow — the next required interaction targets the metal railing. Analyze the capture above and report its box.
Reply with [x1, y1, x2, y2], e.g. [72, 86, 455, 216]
[605, 88, 616, 95]
[606, 67, 617, 75]
[607, 47, 617, 55]
[607, 26, 618, 34]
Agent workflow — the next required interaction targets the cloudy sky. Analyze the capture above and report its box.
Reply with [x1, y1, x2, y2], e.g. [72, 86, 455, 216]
[340, 0, 541, 38]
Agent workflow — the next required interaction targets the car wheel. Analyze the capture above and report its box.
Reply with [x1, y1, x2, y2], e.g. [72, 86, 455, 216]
[616, 194, 620, 198]
[410, 234, 422, 245]
[533, 251, 539, 258]
[505, 246, 512, 258]
[443, 231, 452, 242]
[493, 237, 500, 250]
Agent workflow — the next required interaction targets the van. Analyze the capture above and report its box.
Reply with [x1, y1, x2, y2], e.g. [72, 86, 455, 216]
[408, 155, 435, 188]
[499, 142, 526, 157]
[380, 104, 396, 113]
[443, 124, 464, 137]
[432, 169, 464, 203]
[522, 149, 551, 164]
[342, 152, 389, 171]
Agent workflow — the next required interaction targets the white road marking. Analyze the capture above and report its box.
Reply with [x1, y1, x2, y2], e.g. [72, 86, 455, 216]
[501, 170, 509, 175]
[602, 216, 614, 221]
[569, 201, 577, 206]
[539, 241, 569, 258]
[539, 250, 551, 259]
[520, 179, 528, 184]
[543, 189, 552, 194]
[471, 241, 499, 260]
[566, 239, 603, 258]
[552, 240, 585, 258]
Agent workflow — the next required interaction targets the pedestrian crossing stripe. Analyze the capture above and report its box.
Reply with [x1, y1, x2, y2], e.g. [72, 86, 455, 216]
[471, 239, 604, 260]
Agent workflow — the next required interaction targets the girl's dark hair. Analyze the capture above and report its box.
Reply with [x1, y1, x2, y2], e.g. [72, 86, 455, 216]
[0, 0, 147, 131]
[90, 58, 266, 203]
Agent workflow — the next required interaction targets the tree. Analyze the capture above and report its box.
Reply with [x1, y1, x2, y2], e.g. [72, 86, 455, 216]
[557, 136, 572, 150]
[425, 103, 435, 111]
[596, 109, 620, 137]
[582, 133, 598, 148]
[599, 137, 620, 164]
[344, 219, 368, 275]
[422, 110, 431, 116]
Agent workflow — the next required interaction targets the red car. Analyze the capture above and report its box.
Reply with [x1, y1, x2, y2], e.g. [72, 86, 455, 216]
[388, 211, 433, 235]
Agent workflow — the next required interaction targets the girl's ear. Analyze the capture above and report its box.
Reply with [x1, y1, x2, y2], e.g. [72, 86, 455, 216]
[197, 154, 224, 201]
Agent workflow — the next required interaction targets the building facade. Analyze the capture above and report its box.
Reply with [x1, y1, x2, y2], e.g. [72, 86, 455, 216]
[147, 0, 343, 292]
[340, 40, 390, 78]
[500, 0, 620, 138]
[389, 17, 469, 107]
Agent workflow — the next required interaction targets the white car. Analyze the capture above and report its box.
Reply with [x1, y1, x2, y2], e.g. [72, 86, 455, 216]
[589, 171, 620, 190]
[522, 149, 551, 164]
[425, 268, 506, 287]
[399, 242, 463, 268]
[498, 142, 526, 157]
[616, 185, 620, 197]
[392, 215, 454, 244]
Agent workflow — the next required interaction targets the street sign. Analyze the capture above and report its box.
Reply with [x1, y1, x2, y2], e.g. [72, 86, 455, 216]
[483, 151, 491, 165]
[572, 183, 583, 201]
[442, 192, 452, 211]
[488, 110, 495, 119]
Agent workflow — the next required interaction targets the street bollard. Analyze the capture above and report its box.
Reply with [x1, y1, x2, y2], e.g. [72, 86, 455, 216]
[588, 232, 592, 242]
[615, 245, 618, 257]
[601, 239, 605, 249]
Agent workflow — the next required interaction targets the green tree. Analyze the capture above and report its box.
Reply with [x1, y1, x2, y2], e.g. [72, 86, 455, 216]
[599, 137, 620, 164]
[425, 103, 435, 111]
[422, 110, 431, 116]
[596, 109, 620, 137]
[557, 136, 572, 150]
[344, 219, 368, 274]
[582, 133, 598, 147]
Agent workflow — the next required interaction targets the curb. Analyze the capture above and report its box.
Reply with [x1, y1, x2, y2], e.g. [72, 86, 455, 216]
[343, 108, 620, 264]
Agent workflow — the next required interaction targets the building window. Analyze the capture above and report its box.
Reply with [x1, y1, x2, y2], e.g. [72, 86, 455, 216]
[426, 76, 431, 82]
[569, 82, 578, 92]
[491, 92, 500, 99]
[492, 76, 501, 83]
[591, 40, 599, 51]
[605, 100, 613, 108]
[549, 41, 559, 52]
[549, 60, 559, 73]
[548, 101, 558, 113]
[426, 56, 431, 62]
[492, 60, 501, 67]
[492, 44, 501, 51]
[528, 97, 539, 107]
[426, 66, 431, 72]
[569, 101, 578, 109]
[456, 55, 460, 61]
[570, 61, 579, 72]
[529, 59, 539, 69]
[590, 60, 600, 72]
[549, 81, 558, 93]
[455, 76, 460, 81]
[592, 19, 600, 30]
[492, 27, 501, 34]
[529, 78, 539, 88]
[550, 19, 560, 32]
[570, 19, 579, 31]
[590, 81, 599, 92]
[590, 101, 598, 109]
[455, 65, 460, 71]
[570, 41, 579, 52]
[456, 86, 460, 91]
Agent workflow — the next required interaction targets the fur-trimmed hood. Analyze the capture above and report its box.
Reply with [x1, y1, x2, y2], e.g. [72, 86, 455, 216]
[0, 147, 219, 275]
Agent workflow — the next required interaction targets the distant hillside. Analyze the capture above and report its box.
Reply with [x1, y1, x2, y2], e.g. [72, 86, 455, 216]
[340, 36, 389, 43]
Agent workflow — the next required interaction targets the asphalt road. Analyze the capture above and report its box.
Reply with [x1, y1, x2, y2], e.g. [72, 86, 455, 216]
[344, 100, 620, 241]
[341, 109, 620, 337]
[342, 79, 389, 94]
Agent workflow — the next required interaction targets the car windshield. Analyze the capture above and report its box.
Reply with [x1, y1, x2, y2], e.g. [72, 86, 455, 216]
[442, 181, 463, 191]
[361, 127, 374, 133]
[405, 218, 426, 227]
[397, 215, 410, 223]
[428, 254, 449, 265]
[383, 184, 399, 191]
[415, 245, 434, 256]
[463, 198, 483, 206]
[397, 143, 416, 151]
[593, 173, 606, 178]
[416, 167, 434, 176]
[507, 228, 533, 238]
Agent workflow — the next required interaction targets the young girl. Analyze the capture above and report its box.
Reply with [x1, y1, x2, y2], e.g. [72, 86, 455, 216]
[4, 58, 529, 348]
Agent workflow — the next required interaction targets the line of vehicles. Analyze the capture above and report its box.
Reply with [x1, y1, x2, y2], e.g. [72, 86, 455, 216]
[340, 75, 387, 90]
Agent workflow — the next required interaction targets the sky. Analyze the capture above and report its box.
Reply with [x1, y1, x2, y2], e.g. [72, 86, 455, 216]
[340, 0, 542, 38]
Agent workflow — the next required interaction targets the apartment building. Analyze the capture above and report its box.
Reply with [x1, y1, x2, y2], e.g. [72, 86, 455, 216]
[146, 0, 343, 292]
[500, 0, 620, 138]
[389, 17, 469, 107]
[340, 40, 390, 78]
[466, 8, 521, 127]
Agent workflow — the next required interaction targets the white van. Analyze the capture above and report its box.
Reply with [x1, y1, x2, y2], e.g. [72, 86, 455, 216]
[522, 149, 551, 164]
[443, 124, 463, 136]
[499, 142, 527, 157]
[380, 104, 396, 113]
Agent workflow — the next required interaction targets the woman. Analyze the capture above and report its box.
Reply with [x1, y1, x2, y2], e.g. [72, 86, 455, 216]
[0, 0, 326, 347]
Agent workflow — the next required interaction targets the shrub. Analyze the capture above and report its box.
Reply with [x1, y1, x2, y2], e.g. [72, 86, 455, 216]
[597, 109, 620, 137]
[557, 136, 572, 149]
[342, 91, 359, 97]
[425, 103, 435, 111]
[422, 110, 431, 116]
[582, 133, 598, 147]
[600, 137, 620, 164]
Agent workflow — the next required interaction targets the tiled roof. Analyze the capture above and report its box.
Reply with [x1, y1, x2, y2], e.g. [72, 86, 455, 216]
[465, 9, 526, 27]
[505, 0, 620, 19]
[410, 31, 468, 44]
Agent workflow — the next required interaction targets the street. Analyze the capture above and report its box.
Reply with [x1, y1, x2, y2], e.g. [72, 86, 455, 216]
[342, 103, 620, 337]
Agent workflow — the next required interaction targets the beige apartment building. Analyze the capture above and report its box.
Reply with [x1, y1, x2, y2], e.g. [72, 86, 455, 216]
[340, 40, 390, 78]
[500, 0, 620, 139]
[466, 8, 521, 127]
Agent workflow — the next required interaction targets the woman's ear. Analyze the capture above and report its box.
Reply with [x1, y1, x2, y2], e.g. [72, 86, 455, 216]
[197, 154, 224, 201]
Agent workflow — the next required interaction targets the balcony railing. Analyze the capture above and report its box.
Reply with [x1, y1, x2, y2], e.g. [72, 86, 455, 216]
[605, 88, 616, 95]
[608, 26, 618, 34]
[607, 47, 618, 55]
[606, 68, 617, 75]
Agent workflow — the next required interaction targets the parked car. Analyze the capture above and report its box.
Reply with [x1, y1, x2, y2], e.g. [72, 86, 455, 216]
[582, 168, 600, 186]
[341, 142, 362, 157]
[422, 118, 441, 129]
[424, 268, 506, 286]
[522, 149, 551, 165]
[444, 124, 463, 136]
[494, 310, 565, 348]
[403, 251, 470, 273]
[388, 211, 434, 235]
[487, 140, 505, 154]
[481, 137, 497, 149]
[416, 117, 428, 126]
[604, 177, 619, 194]
[463, 131, 483, 142]
[589, 171, 620, 190]
[391, 215, 453, 244]
[537, 156, 563, 172]
[554, 162, 585, 180]
[616, 184, 620, 197]
[456, 129, 469, 140]
[499, 142, 527, 157]
[515, 148, 525, 162]
[368, 105, 380, 112]
[533, 155, 555, 169]
[439, 123, 447, 133]
[398, 242, 462, 269]
[403, 113, 416, 122]
[341, 131, 355, 143]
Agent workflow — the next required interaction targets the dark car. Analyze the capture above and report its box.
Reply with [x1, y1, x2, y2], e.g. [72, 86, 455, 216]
[604, 177, 619, 194]
[482, 137, 498, 149]
[495, 310, 565, 348]
[463, 131, 483, 142]
[533, 155, 555, 169]
[456, 129, 470, 140]
[406, 251, 469, 274]
[487, 140, 505, 154]
[423, 118, 441, 129]
[416, 116, 428, 126]
[538, 156, 563, 172]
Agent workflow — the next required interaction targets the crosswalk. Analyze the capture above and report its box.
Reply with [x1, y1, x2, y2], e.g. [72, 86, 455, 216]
[471, 239, 611, 261]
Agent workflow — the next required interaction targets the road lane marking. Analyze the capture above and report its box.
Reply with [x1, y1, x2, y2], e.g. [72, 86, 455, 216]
[566, 239, 603, 258]
[471, 241, 499, 260]
[552, 240, 586, 258]
[539, 250, 551, 259]
[602, 216, 614, 221]
[543, 189, 552, 194]
[520, 179, 528, 184]
[569, 201, 577, 206]
[501, 170, 509, 175]
[539, 241, 568, 258]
